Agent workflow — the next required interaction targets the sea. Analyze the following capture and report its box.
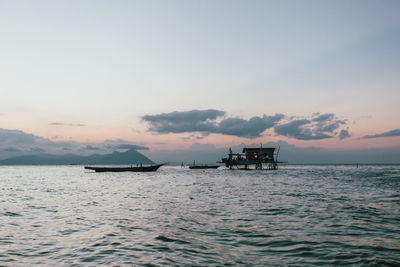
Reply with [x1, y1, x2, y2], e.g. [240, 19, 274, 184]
[0, 165, 399, 266]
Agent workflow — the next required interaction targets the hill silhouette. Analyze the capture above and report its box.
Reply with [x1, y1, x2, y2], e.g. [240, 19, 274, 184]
[0, 149, 154, 165]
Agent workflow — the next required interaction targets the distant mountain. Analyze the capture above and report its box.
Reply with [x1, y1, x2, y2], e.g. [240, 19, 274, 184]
[0, 149, 154, 165]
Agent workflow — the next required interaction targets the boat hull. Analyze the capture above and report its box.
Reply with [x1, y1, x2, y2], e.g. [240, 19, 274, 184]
[84, 164, 164, 172]
[188, 165, 219, 169]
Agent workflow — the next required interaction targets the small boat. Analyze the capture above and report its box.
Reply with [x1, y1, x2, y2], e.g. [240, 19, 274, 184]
[189, 165, 219, 169]
[84, 163, 164, 172]
[188, 160, 219, 169]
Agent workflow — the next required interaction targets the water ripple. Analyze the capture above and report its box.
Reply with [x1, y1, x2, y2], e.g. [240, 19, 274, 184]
[0, 165, 399, 265]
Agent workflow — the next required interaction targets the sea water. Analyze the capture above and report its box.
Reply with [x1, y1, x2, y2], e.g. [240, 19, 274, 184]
[0, 165, 399, 266]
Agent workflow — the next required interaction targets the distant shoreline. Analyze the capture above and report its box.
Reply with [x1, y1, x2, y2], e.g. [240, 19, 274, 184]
[1, 163, 399, 167]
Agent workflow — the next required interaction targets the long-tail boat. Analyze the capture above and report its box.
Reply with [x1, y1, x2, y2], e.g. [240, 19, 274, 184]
[188, 160, 219, 169]
[189, 165, 219, 169]
[84, 163, 164, 172]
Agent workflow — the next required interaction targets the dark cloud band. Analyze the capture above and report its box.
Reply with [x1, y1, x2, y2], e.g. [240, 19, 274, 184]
[104, 144, 149, 150]
[0, 128, 150, 160]
[363, 129, 400, 139]
[142, 110, 284, 138]
[275, 113, 347, 140]
[49, 122, 85, 127]
[142, 110, 348, 140]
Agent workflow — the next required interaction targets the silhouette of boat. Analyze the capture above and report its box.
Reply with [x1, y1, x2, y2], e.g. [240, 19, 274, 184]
[189, 165, 219, 169]
[188, 160, 219, 169]
[84, 163, 164, 172]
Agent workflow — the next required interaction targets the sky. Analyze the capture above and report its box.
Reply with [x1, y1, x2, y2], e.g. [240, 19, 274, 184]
[0, 0, 400, 162]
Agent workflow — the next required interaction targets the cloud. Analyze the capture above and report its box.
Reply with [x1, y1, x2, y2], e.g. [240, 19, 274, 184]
[363, 129, 400, 139]
[274, 119, 332, 140]
[181, 133, 208, 141]
[0, 128, 149, 160]
[142, 109, 225, 134]
[30, 147, 46, 153]
[3, 147, 21, 152]
[274, 113, 346, 140]
[142, 109, 225, 124]
[0, 128, 81, 159]
[312, 113, 334, 122]
[85, 145, 100, 150]
[339, 129, 351, 140]
[49, 122, 85, 127]
[142, 110, 349, 140]
[217, 114, 284, 138]
[105, 144, 149, 150]
[142, 110, 284, 138]
[0, 128, 48, 144]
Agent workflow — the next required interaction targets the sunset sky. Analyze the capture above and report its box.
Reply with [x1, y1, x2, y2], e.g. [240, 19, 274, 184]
[1, 0, 400, 160]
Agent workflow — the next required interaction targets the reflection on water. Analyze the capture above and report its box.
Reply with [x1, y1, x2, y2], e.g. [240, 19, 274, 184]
[1, 165, 399, 265]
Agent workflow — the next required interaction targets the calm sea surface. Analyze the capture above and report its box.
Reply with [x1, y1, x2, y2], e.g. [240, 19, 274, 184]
[0, 165, 399, 266]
